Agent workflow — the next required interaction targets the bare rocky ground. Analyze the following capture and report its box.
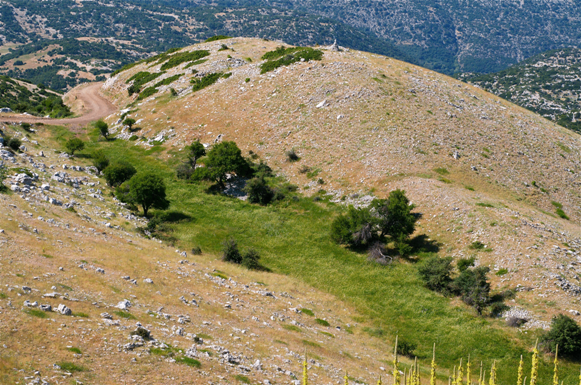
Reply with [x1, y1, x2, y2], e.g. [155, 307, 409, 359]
[100, 38, 581, 325]
[0, 125, 397, 385]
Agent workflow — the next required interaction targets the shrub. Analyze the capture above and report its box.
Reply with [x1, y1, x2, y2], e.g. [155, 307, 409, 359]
[222, 239, 242, 264]
[331, 206, 376, 247]
[64, 138, 84, 155]
[397, 339, 417, 358]
[245, 176, 274, 205]
[285, 148, 300, 162]
[137, 87, 157, 100]
[541, 314, 581, 358]
[160, 50, 210, 70]
[191, 73, 223, 92]
[241, 249, 261, 270]
[556, 208, 569, 220]
[468, 241, 486, 250]
[301, 308, 314, 316]
[0, 165, 7, 193]
[103, 161, 136, 187]
[191, 246, 202, 255]
[457, 257, 476, 272]
[315, 318, 330, 327]
[417, 256, 453, 293]
[176, 356, 201, 368]
[193, 141, 252, 187]
[7, 137, 21, 151]
[176, 162, 194, 180]
[452, 266, 491, 314]
[92, 150, 109, 172]
[260, 46, 323, 73]
[205, 35, 231, 42]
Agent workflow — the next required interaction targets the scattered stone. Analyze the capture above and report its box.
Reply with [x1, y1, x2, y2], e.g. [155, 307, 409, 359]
[56, 304, 72, 315]
[116, 300, 131, 310]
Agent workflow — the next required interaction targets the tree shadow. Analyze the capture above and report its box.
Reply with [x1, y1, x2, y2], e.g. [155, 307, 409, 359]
[409, 234, 441, 255]
[155, 210, 192, 223]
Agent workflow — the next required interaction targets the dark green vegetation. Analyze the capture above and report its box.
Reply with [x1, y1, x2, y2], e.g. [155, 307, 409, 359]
[418, 256, 513, 316]
[56, 362, 87, 373]
[158, 50, 210, 71]
[260, 46, 323, 74]
[50, 124, 580, 384]
[24, 308, 49, 318]
[461, 48, 581, 133]
[64, 138, 84, 155]
[191, 73, 224, 93]
[127, 71, 165, 96]
[541, 314, 581, 358]
[0, 75, 71, 117]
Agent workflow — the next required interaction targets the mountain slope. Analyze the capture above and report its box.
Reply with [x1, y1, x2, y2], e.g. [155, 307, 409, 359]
[0, 74, 71, 117]
[460, 48, 581, 133]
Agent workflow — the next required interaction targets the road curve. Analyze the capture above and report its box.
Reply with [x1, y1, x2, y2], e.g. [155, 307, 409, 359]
[0, 82, 117, 129]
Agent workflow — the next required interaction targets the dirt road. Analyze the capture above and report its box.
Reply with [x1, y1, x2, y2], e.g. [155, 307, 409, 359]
[0, 82, 117, 129]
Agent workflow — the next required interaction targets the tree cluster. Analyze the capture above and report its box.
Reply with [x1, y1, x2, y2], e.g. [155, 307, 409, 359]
[330, 189, 417, 256]
[222, 239, 262, 270]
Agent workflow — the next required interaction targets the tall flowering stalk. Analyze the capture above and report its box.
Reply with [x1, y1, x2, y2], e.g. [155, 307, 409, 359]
[552, 345, 559, 385]
[489, 361, 496, 385]
[530, 340, 539, 385]
[302, 350, 308, 385]
[344, 371, 349, 385]
[393, 336, 401, 385]
[378, 376, 383, 385]
[517, 355, 524, 385]
[457, 359, 463, 385]
[430, 344, 437, 385]
[416, 357, 421, 385]
[478, 362, 483, 385]
[467, 356, 471, 385]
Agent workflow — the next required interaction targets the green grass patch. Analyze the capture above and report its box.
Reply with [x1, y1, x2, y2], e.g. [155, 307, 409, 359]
[56, 361, 87, 373]
[315, 318, 330, 327]
[212, 272, 228, 279]
[551, 201, 563, 209]
[113, 310, 136, 320]
[42, 254, 54, 259]
[363, 327, 385, 338]
[24, 308, 49, 318]
[283, 324, 302, 333]
[476, 202, 494, 208]
[302, 340, 321, 348]
[0, 293, 6, 299]
[320, 331, 335, 338]
[496, 269, 508, 276]
[137, 86, 158, 100]
[154, 74, 183, 87]
[434, 167, 449, 175]
[205, 35, 231, 42]
[556, 142, 572, 153]
[184, 59, 208, 69]
[465, 186, 475, 191]
[58, 283, 73, 291]
[67, 347, 82, 354]
[260, 46, 323, 74]
[176, 356, 201, 368]
[191, 73, 223, 92]
[233, 375, 251, 384]
[301, 308, 314, 316]
[160, 50, 210, 71]
[556, 208, 569, 220]
[73, 312, 89, 318]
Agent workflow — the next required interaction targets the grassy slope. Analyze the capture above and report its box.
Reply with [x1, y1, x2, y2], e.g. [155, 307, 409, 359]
[77, 127, 577, 384]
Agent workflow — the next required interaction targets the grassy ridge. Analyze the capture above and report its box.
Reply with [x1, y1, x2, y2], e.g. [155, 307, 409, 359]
[67, 127, 578, 384]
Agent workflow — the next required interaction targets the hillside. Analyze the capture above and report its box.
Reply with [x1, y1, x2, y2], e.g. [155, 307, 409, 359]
[98, 37, 581, 376]
[203, 0, 581, 74]
[460, 48, 581, 133]
[4, 37, 581, 384]
[0, 74, 70, 117]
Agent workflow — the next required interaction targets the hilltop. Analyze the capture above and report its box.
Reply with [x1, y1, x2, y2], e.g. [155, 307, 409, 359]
[460, 48, 581, 133]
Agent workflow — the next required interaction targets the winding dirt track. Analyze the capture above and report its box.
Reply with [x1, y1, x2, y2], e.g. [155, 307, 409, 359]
[0, 82, 116, 129]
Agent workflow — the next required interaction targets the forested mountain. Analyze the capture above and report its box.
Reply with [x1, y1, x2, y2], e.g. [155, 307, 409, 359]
[460, 48, 581, 133]
[187, 0, 581, 74]
[0, 75, 70, 117]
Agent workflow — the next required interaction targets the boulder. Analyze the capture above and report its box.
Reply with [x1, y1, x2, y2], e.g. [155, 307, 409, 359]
[57, 304, 72, 315]
[116, 299, 131, 310]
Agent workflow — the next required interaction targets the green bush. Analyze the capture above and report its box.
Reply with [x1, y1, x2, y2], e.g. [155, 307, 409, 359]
[315, 318, 330, 327]
[222, 239, 242, 264]
[103, 161, 136, 187]
[56, 361, 87, 372]
[6, 137, 21, 151]
[457, 257, 476, 272]
[285, 148, 300, 162]
[245, 176, 274, 205]
[241, 249, 261, 270]
[417, 256, 453, 293]
[556, 208, 569, 220]
[160, 50, 209, 71]
[64, 137, 84, 155]
[95, 120, 109, 139]
[191, 73, 223, 92]
[176, 162, 194, 180]
[541, 314, 581, 358]
[260, 46, 323, 74]
[397, 339, 417, 357]
[205, 35, 231, 42]
[92, 150, 109, 172]
[192, 141, 252, 187]
[452, 266, 491, 314]
[176, 356, 201, 368]
[137, 86, 157, 100]
[126, 172, 170, 217]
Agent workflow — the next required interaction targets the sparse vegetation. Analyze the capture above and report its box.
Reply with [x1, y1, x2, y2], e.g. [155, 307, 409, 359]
[191, 73, 223, 92]
[260, 46, 323, 74]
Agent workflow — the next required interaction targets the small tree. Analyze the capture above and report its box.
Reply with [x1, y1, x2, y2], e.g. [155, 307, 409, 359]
[245, 176, 274, 205]
[6, 137, 21, 151]
[417, 256, 453, 293]
[541, 314, 581, 358]
[453, 266, 491, 315]
[92, 150, 109, 172]
[242, 249, 261, 270]
[127, 172, 169, 217]
[103, 161, 136, 187]
[65, 138, 84, 155]
[187, 140, 206, 170]
[123, 118, 136, 131]
[330, 206, 376, 247]
[193, 141, 251, 187]
[222, 239, 242, 264]
[96, 120, 109, 139]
